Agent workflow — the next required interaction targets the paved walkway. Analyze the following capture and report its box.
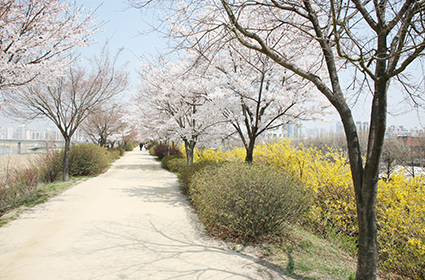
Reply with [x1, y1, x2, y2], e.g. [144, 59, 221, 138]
[0, 150, 287, 280]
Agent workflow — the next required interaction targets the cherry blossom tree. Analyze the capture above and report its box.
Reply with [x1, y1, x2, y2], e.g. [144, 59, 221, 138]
[81, 102, 128, 148]
[136, 53, 225, 164]
[131, 1, 425, 278]
[0, 0, 97, 104]
[212, 44, 329, 162]
[4, 48, 129, 181]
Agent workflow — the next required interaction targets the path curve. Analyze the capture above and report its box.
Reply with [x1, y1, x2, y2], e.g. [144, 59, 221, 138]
[0, 150, 288, 280]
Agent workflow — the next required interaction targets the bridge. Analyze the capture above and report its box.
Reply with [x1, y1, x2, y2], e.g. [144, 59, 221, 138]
[0, 139, 84, 155]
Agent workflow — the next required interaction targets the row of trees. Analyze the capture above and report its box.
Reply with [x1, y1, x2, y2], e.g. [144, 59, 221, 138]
[133, 46, 330, 164]
[129, 1, 425, 279]
[1, 0, 131, 181]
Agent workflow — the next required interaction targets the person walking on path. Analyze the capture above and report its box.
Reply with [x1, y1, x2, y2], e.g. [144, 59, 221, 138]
[0, 150, 288, 279]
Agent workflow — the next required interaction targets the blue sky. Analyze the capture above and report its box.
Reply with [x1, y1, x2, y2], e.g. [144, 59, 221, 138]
[1, 0, 164, 131]
[74, 0, 166, 94]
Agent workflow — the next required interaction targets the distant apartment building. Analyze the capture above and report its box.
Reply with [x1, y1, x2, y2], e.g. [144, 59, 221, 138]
[397, 136, 425, 165]
[16, 125, 28, 140]
[362, 122, 369, 132]
[336, 122, 344, 135]
[355, 121, 362, 132]
[355, 121, 369, 134]
[265, 121, 302, 139]
[6, 127, 14, 140]
[386, 124, 414, 137]
[44, 129, 61, 141]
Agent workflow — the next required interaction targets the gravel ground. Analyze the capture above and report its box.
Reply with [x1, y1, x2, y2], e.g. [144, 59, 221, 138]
[0, 150, 290, 280]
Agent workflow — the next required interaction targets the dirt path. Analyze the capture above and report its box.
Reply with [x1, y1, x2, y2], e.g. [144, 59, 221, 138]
[0, 150, 288, 280]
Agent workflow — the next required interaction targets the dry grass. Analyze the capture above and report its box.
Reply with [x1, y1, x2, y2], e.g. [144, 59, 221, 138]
[0, 154, 41, 182]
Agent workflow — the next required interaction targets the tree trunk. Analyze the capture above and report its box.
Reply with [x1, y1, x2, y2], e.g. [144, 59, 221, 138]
[387, 157, 391, 178]
[245, 137, 256, 163]
[337, 101, 381, 280]
[355, 178, 379, 280]
[185, 140, 196, 165]
[62, 137, 71, 182]
[166, 140, 170, 156]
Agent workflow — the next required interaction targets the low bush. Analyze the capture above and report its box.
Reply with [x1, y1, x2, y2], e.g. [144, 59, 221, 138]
[68, 143, 110, 176]
[106, 149, 120, 161]
[178, 160, 218, 195]
[161, 155, 184, 171]
[153, 144, 168, 160]
[199, 140, 425, 279]
[37, 148, 63, 183]
[166, 157, 187, 173]
[122, 142, 134, 151]
[148, 143, 158, 156]
[0, 166, 42, 215]
[190, 162, 312, 243]
[378, 172, 425, 279]
[113, 147, 125, 156]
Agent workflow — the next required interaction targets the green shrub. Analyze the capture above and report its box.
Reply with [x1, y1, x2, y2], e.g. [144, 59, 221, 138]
[148, 144, 157, 156]
[167, 157, 187, 173]
[106, 147, 124, 161]
[178, 160, 218, 195]
[161, 155, 187, 173]
[190, 162, 312, 243]
[161, 155, 184, 170]
[114, 147, 125, 156]
[68, 143, 110, 176]
[122, 142, 134, 151]
[106, 149, 120, 161]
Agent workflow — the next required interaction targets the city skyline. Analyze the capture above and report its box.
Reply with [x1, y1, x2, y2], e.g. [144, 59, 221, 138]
[0, 124, 85, 142]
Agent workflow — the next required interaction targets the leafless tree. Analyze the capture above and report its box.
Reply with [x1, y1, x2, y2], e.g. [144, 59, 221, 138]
[82, 102, 127, 148]
[4, 48, 129, 181]
[383, 135, 425, 177]
[131, 1, 425, 278]
[380, 137, 405, 177]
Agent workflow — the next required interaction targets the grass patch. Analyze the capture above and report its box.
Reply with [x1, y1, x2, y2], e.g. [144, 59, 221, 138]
[0, 176, 84, 227]
[263, 225, 357, 279]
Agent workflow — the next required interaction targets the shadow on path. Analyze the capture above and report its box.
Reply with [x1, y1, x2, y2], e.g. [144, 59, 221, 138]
[72, 216, 314, 280]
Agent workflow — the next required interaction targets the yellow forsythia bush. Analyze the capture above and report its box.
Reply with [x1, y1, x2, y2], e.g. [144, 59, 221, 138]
[198, 147, 246, 163]
[193, 140, 358, 235]
[254, 140, 357, 236]
[378, 172, 425, 279]
[187, 140, 424, 278]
